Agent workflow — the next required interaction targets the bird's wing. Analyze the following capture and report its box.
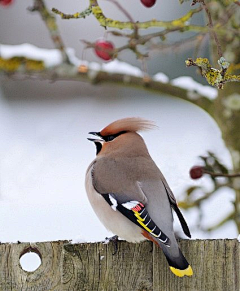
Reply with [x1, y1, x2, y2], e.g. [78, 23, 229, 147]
[92, 157, 190, 238]
[102, 193, 171, 247]
[161, 178, 191, 238]
[91, 160, 170, 246]
[91, 159, 148, 204]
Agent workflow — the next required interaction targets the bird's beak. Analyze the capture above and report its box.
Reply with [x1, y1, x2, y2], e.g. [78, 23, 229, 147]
[87, 132, 104, 142]
[88, 131, 101, 137]
[87, 137, 103, 143]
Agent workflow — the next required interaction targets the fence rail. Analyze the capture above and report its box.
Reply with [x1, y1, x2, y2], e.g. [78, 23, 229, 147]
[0, 239, 239, 290]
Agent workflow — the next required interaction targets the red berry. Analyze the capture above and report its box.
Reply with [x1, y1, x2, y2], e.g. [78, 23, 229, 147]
[190, 166, 204, 179]
[94, 39, 115, 61]
[0, 0, 13, 6]
[140, 0, 156, 8]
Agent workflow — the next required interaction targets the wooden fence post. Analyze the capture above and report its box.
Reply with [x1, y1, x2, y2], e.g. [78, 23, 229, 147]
[0, 239, 239, 290]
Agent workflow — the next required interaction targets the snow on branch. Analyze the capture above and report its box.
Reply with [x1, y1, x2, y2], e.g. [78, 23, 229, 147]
[171, 76, 217, 100]
[50, 0, 240, 87]
[0, 44, 63, 67]
[0, 44, 215, 112]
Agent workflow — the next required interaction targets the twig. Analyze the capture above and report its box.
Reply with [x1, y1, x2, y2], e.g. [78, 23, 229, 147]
[106, 0, 135, 23]
[186, 57, 240, 88]
[149, 33, 206, 55]
[111, 28, 180, 56]
[63, 0, 203, 31]
[29, 0, 70, 63]
[83, 27, 181, 59]
[204, 170, 240, 178]
[105, 0, 139, 42]
[51, 7, 92, 20]
[192, 0, 223, 57]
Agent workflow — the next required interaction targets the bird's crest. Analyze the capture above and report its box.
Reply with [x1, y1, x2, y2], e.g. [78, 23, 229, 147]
[100, 117, 157, 136]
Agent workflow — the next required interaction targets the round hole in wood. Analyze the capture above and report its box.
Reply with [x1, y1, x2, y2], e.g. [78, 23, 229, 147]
[19, 247, 42, 272]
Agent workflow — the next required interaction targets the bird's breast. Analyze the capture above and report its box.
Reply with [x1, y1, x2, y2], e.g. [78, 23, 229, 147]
[85, 165, 145, 243]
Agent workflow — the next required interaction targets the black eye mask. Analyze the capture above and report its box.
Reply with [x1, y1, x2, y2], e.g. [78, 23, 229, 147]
[103, 131, 127, 142]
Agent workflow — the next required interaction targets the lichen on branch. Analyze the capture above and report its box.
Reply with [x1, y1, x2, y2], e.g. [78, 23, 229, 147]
[186, 57, 240, 89]
[0, 57, 45, 72]
[52, 0, 203, 31]
[51, 7, 92, 19]
[90, 2, 202, 30]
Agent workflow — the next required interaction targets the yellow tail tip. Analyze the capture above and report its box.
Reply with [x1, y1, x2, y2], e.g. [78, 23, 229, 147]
[170, 265, 193, 277]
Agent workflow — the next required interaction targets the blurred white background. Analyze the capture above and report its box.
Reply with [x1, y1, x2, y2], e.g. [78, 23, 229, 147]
[0, 0, 237, 244]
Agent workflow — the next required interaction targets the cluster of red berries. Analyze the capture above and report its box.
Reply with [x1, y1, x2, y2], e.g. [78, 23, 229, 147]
[0, 0, 13, 6]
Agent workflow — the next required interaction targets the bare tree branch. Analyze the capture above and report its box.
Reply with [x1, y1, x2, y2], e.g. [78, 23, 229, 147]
[196, 0, 223, 57]
[0, 57, 213, 113]
[29, 0, 70, 63]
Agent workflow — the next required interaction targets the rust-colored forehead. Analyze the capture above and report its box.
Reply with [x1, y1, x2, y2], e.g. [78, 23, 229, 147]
[100, 117, 156, 136]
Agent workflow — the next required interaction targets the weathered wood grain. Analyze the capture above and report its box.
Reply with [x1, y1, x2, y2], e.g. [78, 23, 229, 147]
[153, 239, 240, 291]
[0, 241, 66, 291]
[0, 239, 239, 291]
[62, 240, 153, 291]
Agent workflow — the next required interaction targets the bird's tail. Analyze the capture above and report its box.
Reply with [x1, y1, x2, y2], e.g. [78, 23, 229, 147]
[161, 244, 193, 277]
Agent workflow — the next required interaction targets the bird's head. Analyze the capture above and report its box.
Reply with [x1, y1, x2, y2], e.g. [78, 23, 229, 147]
[88, 117, 157, 156]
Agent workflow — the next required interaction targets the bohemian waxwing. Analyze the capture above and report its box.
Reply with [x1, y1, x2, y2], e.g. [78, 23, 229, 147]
[85, 117, 193, 277]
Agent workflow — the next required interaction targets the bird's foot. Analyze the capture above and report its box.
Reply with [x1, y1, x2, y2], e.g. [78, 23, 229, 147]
[104, 235, 119, 255]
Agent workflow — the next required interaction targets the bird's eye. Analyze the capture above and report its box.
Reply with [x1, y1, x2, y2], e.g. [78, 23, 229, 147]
[103, 131, 126, 142]
[106, 135, 115, 142]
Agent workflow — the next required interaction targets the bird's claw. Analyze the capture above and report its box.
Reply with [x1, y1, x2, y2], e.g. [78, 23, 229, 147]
[104, 235, 119, 255]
